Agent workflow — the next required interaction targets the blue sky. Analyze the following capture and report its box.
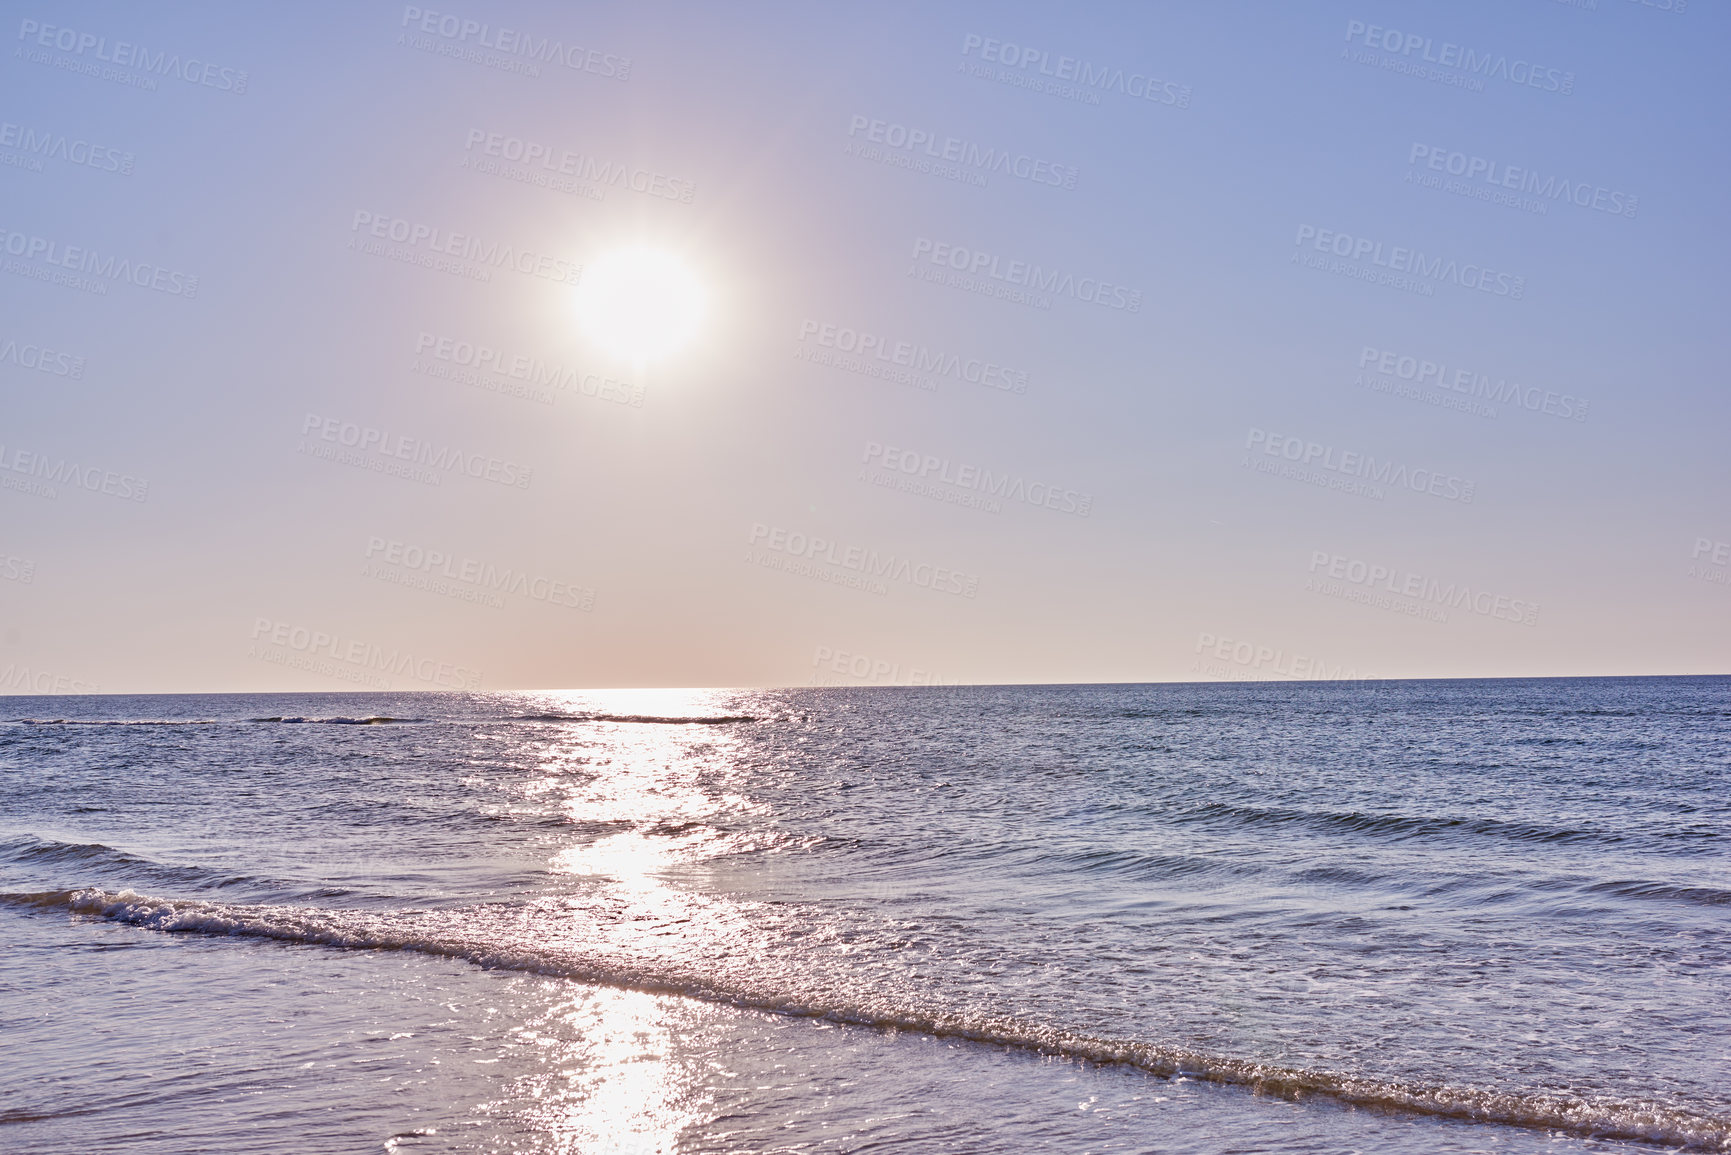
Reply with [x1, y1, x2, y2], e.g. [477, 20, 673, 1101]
[2, 0, 1726, 692]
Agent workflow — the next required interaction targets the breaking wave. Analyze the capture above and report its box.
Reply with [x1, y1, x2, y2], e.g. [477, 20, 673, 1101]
[7, 885, 1726, 1152]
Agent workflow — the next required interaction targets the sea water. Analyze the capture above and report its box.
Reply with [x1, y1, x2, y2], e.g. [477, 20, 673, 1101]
[2, 678, 1726, 1153]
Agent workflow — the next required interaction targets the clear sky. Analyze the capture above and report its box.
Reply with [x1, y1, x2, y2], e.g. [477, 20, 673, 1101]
[2, 0, 1726, 693]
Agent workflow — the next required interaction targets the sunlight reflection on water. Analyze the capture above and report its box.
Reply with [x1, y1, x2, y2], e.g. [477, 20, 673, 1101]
[495, 987, 701, 1155]
[501, 693, 750, 1153]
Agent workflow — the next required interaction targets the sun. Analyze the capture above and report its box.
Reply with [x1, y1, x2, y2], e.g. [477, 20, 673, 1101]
[574, 247, 706, 364]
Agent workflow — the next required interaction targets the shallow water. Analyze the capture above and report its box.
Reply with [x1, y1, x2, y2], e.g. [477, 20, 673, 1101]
[2, 678, 1726, 1152]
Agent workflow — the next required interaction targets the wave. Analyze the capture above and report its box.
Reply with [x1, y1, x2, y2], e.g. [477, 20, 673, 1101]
[247, 716, 420, 725]
[0, 835, 157, 869]
[0, 836, 272, 898]
[0, 835, 413, 903]
[7, 885, 1726, 1151]
[1584, 878, 1731, 909]
[6, 718, 220, 726]
[0, 1106, 104, 1125]
[1179, 800, 1626, 848]
[8, 712, 770, 729]
[1025, 846, 1263, 883]
[509, 713, 759, 725]
[3, 716, 419, 726]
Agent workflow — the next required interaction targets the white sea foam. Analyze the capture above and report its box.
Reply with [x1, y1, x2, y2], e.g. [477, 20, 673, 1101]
[10, 885, 1726, 1152]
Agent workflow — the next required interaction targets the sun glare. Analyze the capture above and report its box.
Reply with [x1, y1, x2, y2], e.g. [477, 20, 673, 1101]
[574, 246, 707, 364]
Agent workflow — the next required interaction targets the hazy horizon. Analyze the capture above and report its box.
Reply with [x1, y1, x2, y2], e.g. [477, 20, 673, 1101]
[4, 1, 1727, 693]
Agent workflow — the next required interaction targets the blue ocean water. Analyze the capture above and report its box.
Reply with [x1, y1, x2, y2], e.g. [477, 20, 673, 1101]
[1, 678, 1726, 1153]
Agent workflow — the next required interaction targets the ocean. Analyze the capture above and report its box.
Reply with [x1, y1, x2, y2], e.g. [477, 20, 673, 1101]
[1, 677, 1726, 1153]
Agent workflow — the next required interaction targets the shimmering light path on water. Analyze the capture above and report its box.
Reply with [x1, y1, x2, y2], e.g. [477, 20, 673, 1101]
[2, 678, 1726, 1153]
